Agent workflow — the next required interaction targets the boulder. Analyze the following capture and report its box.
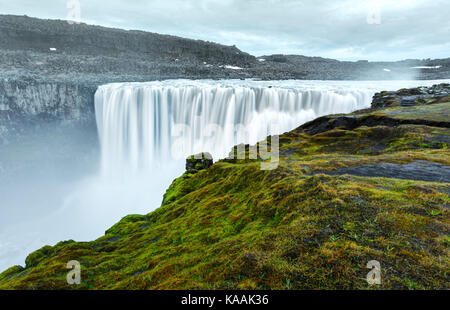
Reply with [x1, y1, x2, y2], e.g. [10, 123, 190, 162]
[186, 152, 213, 172]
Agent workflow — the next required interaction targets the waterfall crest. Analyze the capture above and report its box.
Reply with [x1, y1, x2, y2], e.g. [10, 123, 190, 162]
[95, 80, 374, 176]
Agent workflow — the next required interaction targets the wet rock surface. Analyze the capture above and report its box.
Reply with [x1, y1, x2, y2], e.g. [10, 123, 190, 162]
[314, 160, 450, 183]
[372, 83, 450, 108]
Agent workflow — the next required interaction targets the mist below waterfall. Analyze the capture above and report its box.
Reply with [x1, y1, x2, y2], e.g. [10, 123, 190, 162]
[1, 79, 449, 272]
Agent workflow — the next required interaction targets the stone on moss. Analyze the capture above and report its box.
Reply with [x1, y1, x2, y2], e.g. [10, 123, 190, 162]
[186, 152, 213, 172]
[372, 83, 450, 109]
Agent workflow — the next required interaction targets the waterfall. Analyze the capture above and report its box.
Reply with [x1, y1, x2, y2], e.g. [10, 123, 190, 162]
[95, 80, 374, 176]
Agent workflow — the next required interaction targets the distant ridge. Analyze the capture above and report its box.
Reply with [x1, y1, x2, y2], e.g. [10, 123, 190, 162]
[0, 14, 256, 66]
[0, 14, 449, 80]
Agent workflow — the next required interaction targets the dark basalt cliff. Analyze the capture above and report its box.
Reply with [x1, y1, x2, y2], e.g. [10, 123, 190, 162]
[0, 79, 96, 144]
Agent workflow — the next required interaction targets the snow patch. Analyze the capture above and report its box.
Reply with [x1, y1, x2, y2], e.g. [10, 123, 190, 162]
[221, 65, 243, 70]
[412, 66, 442, 69]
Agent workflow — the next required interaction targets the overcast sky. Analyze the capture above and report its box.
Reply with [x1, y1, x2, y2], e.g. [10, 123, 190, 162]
[1, 0, 449, 61]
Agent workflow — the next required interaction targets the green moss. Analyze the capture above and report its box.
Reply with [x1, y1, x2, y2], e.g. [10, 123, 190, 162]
[368, 102, 450, 123]
[25, 245, 55, 268]
[161, 171, 197, 205]
[0, 266, 25, 282]
[0, 101, 448, 290]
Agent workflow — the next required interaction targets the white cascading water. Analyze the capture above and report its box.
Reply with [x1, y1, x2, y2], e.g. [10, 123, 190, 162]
[94, 80, 374, 177]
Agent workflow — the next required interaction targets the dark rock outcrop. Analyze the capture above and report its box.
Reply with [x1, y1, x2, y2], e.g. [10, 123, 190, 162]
[372, 83, 450, 108]
[186, 153, 213, 172]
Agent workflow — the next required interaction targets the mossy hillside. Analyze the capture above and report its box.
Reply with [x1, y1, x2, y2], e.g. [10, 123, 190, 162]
[367, 102, 450, 123]
[278, 124, 449, 173]
[0, 102, 449, 290]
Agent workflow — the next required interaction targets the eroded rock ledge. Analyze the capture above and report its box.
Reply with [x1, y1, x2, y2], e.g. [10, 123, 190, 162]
[298, 84, 450, 136]
[372, 83, 450, 108]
